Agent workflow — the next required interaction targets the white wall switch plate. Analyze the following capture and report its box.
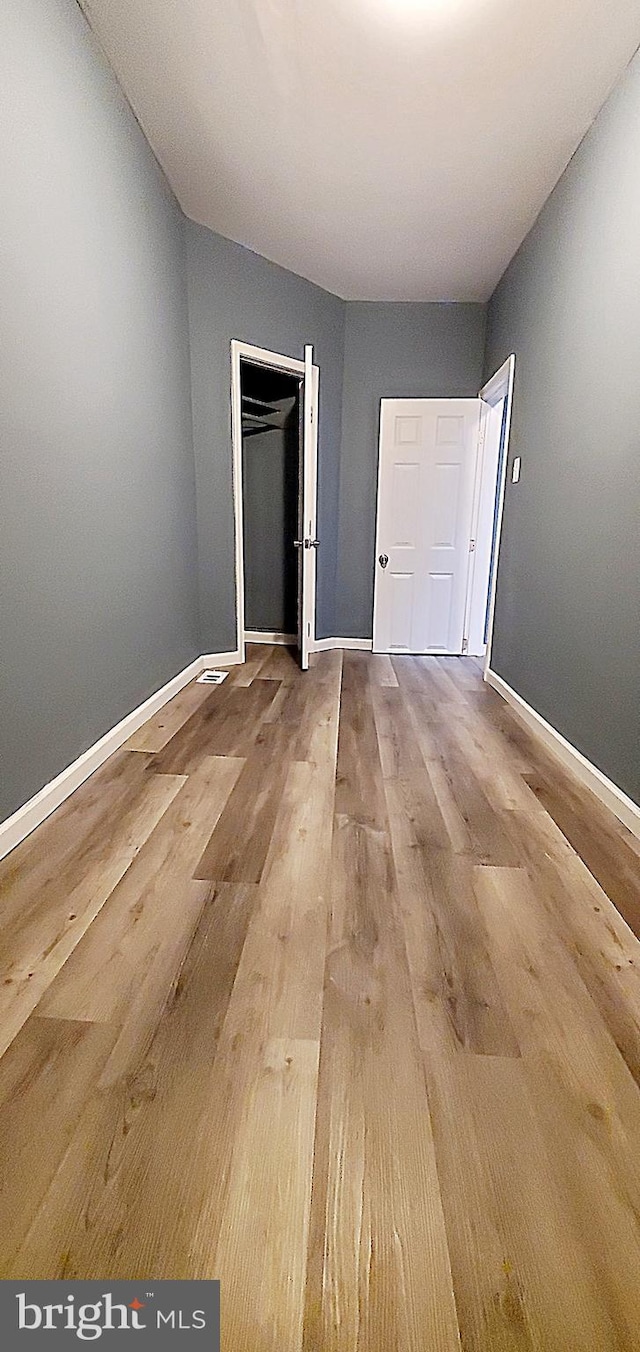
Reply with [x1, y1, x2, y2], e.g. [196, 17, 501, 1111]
[511, 456, 521, 484]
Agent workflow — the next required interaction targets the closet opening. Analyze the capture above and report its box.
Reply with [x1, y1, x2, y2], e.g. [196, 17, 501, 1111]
[240, 358, 302, 647]
[231, 340, 319, 670]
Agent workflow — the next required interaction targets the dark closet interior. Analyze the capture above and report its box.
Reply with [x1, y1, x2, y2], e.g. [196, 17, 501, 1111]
[241, 360, 301, 637]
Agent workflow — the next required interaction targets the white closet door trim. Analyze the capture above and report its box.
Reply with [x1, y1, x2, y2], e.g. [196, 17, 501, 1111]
[230, 339, 316, 668]
[233, 342, 305, 375]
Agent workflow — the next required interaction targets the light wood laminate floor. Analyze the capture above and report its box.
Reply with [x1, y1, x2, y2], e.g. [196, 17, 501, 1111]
[1, 646, 640, 1350]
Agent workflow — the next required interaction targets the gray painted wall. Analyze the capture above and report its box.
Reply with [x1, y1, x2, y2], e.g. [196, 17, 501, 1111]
[13, 0, 633, 821]
[0, 0, 199, 822]
[186, 225, 346, 648]
[336, 303, 487, 637]
[485, 50, 640, 806]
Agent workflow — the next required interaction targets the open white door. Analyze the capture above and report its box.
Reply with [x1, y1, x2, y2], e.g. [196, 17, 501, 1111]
[298, 344, 319, 670]
[463, 394, 506, 657]
[373, 398, 481, 654]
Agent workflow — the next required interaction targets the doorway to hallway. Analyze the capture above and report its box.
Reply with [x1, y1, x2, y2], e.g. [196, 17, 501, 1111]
[372, 356, 515, 658]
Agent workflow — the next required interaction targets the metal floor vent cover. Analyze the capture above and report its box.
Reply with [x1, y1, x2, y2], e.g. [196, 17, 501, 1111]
[197, 669, 229, 685]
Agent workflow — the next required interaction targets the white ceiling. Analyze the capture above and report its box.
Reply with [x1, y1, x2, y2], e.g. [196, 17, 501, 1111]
[81, 0, 640, 301]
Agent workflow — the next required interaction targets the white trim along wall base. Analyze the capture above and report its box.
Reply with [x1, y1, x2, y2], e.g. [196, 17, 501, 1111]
[200, 650, 243, 668]
[0, 640, 371, 863]
[2, 643, 638, 865]
[312, 637, 373, 652]
[244, 631, 296, 646]
[0, 651, 242, 864]
[486, 668, 640, 840]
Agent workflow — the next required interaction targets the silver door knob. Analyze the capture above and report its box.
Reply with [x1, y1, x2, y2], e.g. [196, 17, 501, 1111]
[379, 553, 389, 568]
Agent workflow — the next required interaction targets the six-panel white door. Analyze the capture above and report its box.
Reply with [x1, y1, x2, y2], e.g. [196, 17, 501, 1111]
[373, 398, 481, 654]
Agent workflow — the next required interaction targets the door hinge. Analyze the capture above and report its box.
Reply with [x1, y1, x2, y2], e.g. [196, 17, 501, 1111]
[462, 637, 469, 654]
[469, 538, 476, 552]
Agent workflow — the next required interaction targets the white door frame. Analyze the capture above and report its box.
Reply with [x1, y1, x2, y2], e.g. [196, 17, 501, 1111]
[300, 344, 318, 670]
[471, 354, 516, 677]
[230, 339, 318, 664]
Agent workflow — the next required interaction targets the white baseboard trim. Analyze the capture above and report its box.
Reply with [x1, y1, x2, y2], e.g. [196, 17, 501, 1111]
[485, 668, 640, 840]
[0, 650, 242, 864]
[312, 637, 373, 652]
[200, 650, 243, 668]
[244, 631, 296, 646]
